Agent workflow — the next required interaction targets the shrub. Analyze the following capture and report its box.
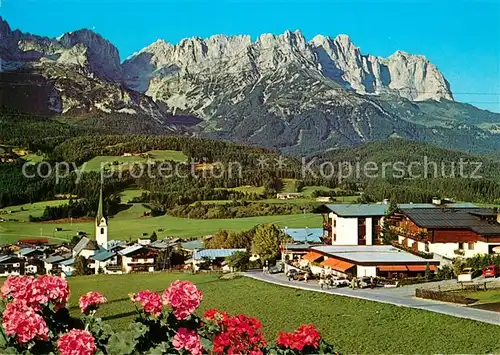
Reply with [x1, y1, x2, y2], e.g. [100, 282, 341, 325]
[0, 275, 335, 355]
[415, 288, 477, 305]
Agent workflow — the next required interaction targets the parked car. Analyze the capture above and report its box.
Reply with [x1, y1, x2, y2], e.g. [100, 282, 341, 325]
[291, 270, 311, 281]
[482, 265, 500, 278]
[458, 267, 474, 282]
[358, 277, 373, 289]
[331, 277, 350, 287]
[269, 262, 284, 274]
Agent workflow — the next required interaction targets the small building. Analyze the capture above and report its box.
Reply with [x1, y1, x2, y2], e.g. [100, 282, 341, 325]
[304, 245, 439, 278]
[193, 248, 246, 271]
[276, 193, 302, 200]
[90, 249, 122, 274]
[118, 244, 156, 273]
[72, 237, 99, 259]
[282, 228, 324, 244]
[316, 196, 332, 203]
[0, 255, 24, 277]
[314, 204, 387, 245]
[43, 254, 72, 274]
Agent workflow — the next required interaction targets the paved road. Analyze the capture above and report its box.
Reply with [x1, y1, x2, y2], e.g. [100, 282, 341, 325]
[244, 271, 500, 326]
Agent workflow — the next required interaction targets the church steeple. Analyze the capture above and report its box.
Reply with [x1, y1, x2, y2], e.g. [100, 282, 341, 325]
[95, 184, 108, 250]
[96, 185, 105, 225]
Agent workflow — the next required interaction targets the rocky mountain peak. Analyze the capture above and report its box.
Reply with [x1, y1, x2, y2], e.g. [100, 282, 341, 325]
[58, 29, 122, 81]
[124, 29, 453, 102]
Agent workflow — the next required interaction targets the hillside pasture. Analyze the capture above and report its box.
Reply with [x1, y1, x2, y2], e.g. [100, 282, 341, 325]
[81, 150, 188, 172]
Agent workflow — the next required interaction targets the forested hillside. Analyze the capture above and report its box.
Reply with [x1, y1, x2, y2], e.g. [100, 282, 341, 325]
[317, 139, 500, 203]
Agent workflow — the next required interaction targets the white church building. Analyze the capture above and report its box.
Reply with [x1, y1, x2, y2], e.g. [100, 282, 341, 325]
[68, 188, 156, 275]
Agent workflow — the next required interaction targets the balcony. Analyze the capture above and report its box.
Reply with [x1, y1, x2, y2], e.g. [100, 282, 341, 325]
[392, 241, 434, 259]
[390, 226, 428, 241]
[106, 264, 122, 271]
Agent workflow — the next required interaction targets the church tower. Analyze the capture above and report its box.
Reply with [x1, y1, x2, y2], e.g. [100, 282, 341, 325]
[95, 186, 108, 250]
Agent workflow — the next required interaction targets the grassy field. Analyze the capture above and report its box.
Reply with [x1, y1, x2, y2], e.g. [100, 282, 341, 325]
[65, 273, 500, 354]
[119, 189, 147, 203]
[0, 207, 321, 244]
[0, 200, 70, 221]
[464, 289, 500, 304]
[81, 150, 188, 172]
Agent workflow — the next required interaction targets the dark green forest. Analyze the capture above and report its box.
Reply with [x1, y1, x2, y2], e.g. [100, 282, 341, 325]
[2, 109, 500, 218]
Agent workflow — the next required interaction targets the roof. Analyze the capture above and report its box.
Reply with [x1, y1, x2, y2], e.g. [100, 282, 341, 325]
[150, 239, 181, 249]
[18, 247, 46, 256]
[193, 248, 246, 260]
[0, 255, 19, 263]
[320, 258, 354, 272]
[43, 254, 72, 264]
[59, 258, 75, 266]
[284, 243, 315, 251]
[315, 204, 388, 217]
[302, 251, 324, 262]
[91, 250, 115, 261]
[119, 244, 145, 256]
[315, 202, 479, 217]
[73, 237, 98, 255]
[181, 239, 204, 250]
[107, 240, 127, 250]
[283, 228, 323, 243]
[400, 207, 500, 235]
[312, 245, 439, 264]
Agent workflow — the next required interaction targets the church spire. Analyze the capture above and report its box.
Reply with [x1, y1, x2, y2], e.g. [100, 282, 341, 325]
[96, 184, 105, 225]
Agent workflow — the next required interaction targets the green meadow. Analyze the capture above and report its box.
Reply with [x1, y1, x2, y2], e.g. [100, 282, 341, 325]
[81, 150, 188, 172]
[65, 273, 500, 354]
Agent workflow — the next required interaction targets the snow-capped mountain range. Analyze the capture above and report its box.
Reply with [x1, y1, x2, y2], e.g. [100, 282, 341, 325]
[1, 17, 499, 154]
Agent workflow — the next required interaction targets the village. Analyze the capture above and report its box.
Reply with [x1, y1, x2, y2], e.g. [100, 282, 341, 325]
[2, 190, 500, 291]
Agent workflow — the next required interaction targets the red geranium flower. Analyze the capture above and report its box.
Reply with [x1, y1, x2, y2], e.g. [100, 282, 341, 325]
[57, 329, 97, 355]
[276, 324, 321, 351]
[131, 290, 163, 317]
[162, 280, 203, 320]
[79, 291, 107, 314]
[2, 299, 49, 344]
[172, 327, 203, 355]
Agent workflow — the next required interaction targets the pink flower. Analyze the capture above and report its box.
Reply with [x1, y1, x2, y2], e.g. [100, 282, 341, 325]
[2, 299, 49, 344]
[162, 280, 203, 320]
[131, 290, 163, 317]
[31, 275, 70, 310]
[172, 328, 203, 355]
[1, 275, 35, 300]
[79, 291, 107, 314]
[57, 329, 97, 355]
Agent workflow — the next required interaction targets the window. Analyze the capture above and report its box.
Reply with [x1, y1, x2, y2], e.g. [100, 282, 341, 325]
[458, 242, 464, 250]
[468, 242, 474, 250]
[100, 228, 104, 234]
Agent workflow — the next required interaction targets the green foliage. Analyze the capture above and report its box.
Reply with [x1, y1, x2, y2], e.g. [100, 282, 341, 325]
[225, 251, 250, 271]
[73, 255, 90, 276]
[294, 180, 304, 193]
[204, 229, 253, 250]
[436, 265, 455, 280]
[167, 201, 315, 220]
[251, 224, 282, 264]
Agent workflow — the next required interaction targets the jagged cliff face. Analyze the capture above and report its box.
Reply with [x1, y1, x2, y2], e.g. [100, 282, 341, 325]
[0, 17, 168, 122]
[123, 30, 453, 105]
[2, 17, 500, 154]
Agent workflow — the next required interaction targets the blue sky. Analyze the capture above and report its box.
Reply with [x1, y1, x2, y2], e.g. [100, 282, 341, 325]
[1, 0, 499, 112]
